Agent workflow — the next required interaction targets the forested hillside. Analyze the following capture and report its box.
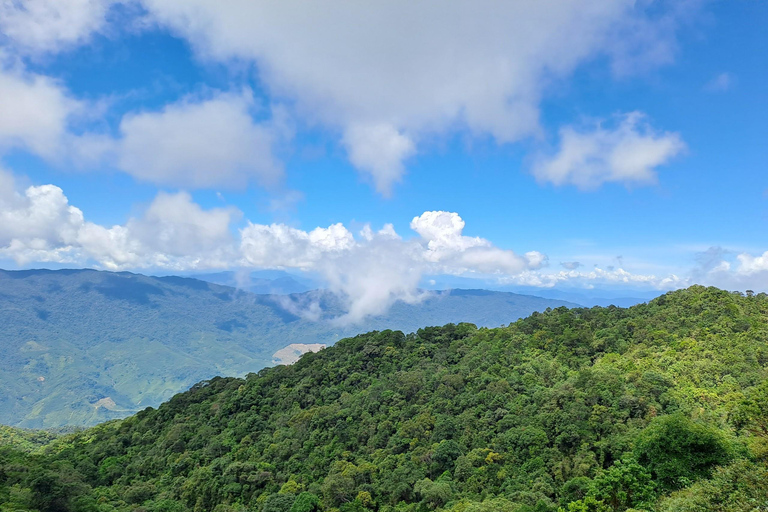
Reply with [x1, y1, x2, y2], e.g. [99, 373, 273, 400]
[0, 269, 575, 428]
[1, 286, 767, 511]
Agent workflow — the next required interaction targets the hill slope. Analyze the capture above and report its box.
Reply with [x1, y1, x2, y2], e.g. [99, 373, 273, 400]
[1, 286, 766, 512]
[0, 269, 575, 428]
[191, 270, 315, 295]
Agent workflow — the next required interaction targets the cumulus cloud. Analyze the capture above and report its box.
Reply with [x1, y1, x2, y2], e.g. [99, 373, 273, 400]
[664, 246, 768, 293]
[3, 172, 721, 322]
[319, 227, 427, 324]
[700, 250, 768, 291]
[117, 91, 284, 189]
[411, 211, 542, 275]
[0, 175, 240, 270]
[504, 266, 685, 290]
[0, 28, 285, 191]
[533, 112, 686, 189]
[342, 123, 415, 195]
[734, 252, 768, 275]
[1, 183, 550, 321]
[137, 0, 692, 193]
[126, 191, 240, 261]
[0, 72, 286, 190]
[240, 222, 355, 270]
[240, 211, 545, 321]
[0, 1, 695, 194]
[240, 222, 422, 322]
[0, 63, 80, 159]
[0, 178, 84, 263]
[0, 0, 119, 54]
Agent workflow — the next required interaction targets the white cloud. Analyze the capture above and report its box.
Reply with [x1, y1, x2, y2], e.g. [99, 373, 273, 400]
[126, 191, 239, 259]
[240, 222, 355, 270]
[241, 211, 543, 321]
[0, 176, 240, 270]
[532, 112, 686, 189]
[0, 1, 694, 194]
[0, 64, 79, 159]
[0, 72, 286, 190]
[342, 123, 415, 195]
[662, 246, 768, 292]
[2, 172, 714, 321]
[319, 228, 428, 324]
[735, 252, 768, 275]
[701, 250, 768, 291]
[0, 181, 84, 262]
[138, 0, 692, 193]
[117, 91, 283, 189]
[505, 266, 685, 290]
[411, 211, 542, 275]
[0, 0, 119, 54]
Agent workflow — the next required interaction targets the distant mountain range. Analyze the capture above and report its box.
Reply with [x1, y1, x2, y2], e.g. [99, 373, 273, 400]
[191, 270, 316, 295]
[0, 269, 577, 428]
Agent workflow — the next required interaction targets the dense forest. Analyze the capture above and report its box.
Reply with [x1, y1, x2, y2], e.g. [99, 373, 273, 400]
[1, 286, 767, 511]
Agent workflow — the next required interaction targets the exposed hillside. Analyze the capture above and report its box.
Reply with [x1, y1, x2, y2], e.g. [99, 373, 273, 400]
[1, 286, 766, 512]
[0, 269, 575, 428]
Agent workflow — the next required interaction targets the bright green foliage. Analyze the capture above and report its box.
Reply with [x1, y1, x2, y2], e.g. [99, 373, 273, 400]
[0, 286, 767, 512]
[634, 414, 732, 491]
[656, 459, 768, 511]
[561, 496, 611, 512]
[291, 492, 321, 512]
[588, 458, 655, 511]
[0, 425, 60, 453]
[732, 379, 768, 459]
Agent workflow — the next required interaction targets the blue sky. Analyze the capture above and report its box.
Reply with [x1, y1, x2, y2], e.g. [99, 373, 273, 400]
[0, 0, 766, 318]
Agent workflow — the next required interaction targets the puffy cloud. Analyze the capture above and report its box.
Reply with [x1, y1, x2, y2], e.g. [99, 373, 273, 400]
[0, 181, 84, 263]
[123, 191, 240, 267]
[318, 228, 427, 324]
[702, 250, 768, 291]
[242, 211, 543, 321]
[240, 223, 355, 270]
[0, 74, 286, 190]
[0, 177, 240, 270]
[0, 1, 694, 194]
[533, 112, 685, 189]
[411, 211, 535, 275]
[138, 0, 692, 193]
[505, 266, 685, 290]
[735, 252, 768, 275]
[342, 123, 415, 195]
[668, 246, 768, 292]
[0, 0, 118, 54]
[1, 173, 709, 321]
[0, 64, 80, 159]
[117, 91, 283, 189]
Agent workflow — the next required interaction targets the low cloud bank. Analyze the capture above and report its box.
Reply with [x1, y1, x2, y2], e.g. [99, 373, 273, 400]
[2, 172, 762, 323]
